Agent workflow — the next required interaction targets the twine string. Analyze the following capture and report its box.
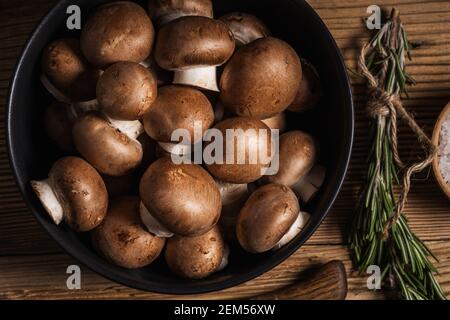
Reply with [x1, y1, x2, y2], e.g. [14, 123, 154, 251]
[358, 43, 438, 239]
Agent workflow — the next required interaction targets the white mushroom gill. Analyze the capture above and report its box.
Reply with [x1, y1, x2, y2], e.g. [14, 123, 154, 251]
[272, 211, 310, 251]
[106, 116, 144, 141]
[173, 66, 219, 92]
[139, 201, 174, 238]
[30, 179, 64, 225]
[158, 141, 193, 156]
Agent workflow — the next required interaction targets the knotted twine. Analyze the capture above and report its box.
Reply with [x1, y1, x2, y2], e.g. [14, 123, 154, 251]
[358, 43, 438, 240]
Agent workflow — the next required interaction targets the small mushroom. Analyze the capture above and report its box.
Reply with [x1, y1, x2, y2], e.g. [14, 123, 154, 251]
[261, 112, 287, 134]
[92, 196, 165, 268]
[44, 101, 77, 152]
[261, 130, 325, 203]
[205, 117, 273, 183]
[154, 16, 235, 91]
[31, 156, 108, 231]
[219, 12, 270, 47]
[165, 226, 227, 279]
[288, 59, 322, 113]
[72, 111, 144, 176]
[148, 0, 213, 27]
[97, 62, 157, 120]
[41, 38, 101, 102]
[139, 157, 221, 236]
[236, 184, 305, 253]
[143, 85, 214, 143]
[81, 2, 154, 69]
[220, 37, 301, 119]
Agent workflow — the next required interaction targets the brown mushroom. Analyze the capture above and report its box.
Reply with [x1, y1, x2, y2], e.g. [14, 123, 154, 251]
[143, 85, 214, 144]
[31, 156, 108, 231]
[44, 101, 77, 152]
[41, 38, 101, 102]
[148, 0, 213, 27]
[154, 16, 235, 91]
[288, 59, 322, 113]
[205, 117, 273, 183]
[97, 62, 157, 120]
[165, 226, 227, 279]
[219, 12, 270, 47]
[236, 184, 306, 253]
[261, 130, 325, 203]
[72, 111, 144, 176]
[81, 2, 154, 69]
[220, 37, 301, 119]
[92, 196, 165, 268]
[139, 157, 221, 236]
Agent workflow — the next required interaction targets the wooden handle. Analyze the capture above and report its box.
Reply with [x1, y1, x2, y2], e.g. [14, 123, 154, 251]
[252, 260, 347, 300]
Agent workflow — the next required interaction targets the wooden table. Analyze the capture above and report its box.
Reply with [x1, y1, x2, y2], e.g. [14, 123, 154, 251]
[1, 0, 449, 300]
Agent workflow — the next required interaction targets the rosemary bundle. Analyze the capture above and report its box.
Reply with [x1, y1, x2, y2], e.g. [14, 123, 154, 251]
[348, 9, 446, 300]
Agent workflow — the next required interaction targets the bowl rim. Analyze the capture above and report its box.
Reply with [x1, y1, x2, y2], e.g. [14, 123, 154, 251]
[432, 101, 450, 200]
[6, 0, 354, 294]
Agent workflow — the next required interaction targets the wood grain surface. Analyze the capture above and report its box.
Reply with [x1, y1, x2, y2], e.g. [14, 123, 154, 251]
[1, 0, 450, 300]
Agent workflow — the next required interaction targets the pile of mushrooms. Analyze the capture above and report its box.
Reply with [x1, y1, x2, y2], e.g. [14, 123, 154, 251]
[31, 0, 325, 280]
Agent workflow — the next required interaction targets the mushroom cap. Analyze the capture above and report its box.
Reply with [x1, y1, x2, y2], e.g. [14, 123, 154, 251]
[49, 156, 108, 231]
[143, 85, 214, 143]
[44, 101, 76, 152]
[220, 37, 302, 119]
[154, 16, 235, 71]
[205, 117, 273, 183]
[288, 59, 322, 112]
[219, 12, 270, 47]
[165, 226, 224, 279]
[139, 157, 221, 236]
[148, 0, 213, 27]
[92, 196, 165, 268]
[263, 130, 317, 186]
[72, 112, 143, 176]
[97, 62, 158, 120]
[41, 38, 101, 101]
[236, 184, 300, 253]
[80, 2, 154, 69]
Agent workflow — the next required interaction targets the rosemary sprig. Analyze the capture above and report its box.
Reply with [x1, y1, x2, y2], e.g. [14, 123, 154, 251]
[348, 9, 446, 300]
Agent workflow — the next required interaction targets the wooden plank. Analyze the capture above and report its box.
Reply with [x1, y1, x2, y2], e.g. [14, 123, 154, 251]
[0, 242, 448, 300]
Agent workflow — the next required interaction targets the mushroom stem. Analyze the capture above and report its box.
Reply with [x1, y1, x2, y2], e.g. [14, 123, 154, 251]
[174, 66, 219, 92]
[106, 116, 144, 140]
[71, 99, 99, 116]
[40, 74, 72, 104]
[139, 202, 174, 238]
[292, 165, 326, 203]
[272, 211, 310, 250]
[158, 141, 192, 156]
[217, 243, 230, 271]
[30, 179, 64, 225]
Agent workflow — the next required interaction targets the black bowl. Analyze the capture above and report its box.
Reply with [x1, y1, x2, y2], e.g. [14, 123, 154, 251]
[6, 0, 353, 294]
